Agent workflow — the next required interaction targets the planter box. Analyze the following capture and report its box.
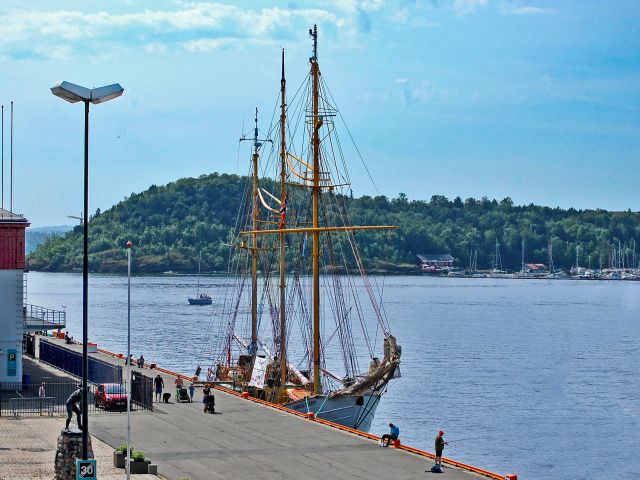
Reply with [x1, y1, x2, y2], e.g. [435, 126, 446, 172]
[130, 460, 151, 474]
[113, 451, 125, 468]
[113, 452, 150, 474]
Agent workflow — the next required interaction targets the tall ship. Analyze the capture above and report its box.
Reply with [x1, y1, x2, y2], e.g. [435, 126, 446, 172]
[199, 26, 401, 432]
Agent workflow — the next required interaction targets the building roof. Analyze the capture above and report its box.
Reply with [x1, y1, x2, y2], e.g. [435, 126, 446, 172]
[417, 254, 455, 262]
[0, 208, 29, 224]
[525, 263, 546, 270]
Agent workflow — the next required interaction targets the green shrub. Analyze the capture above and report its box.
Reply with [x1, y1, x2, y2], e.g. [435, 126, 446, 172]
[132, 450, 145, 462]
[116, 443, 132, 454]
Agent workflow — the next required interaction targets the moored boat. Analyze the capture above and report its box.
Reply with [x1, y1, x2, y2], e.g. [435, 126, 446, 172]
[198, 26, 401, 432]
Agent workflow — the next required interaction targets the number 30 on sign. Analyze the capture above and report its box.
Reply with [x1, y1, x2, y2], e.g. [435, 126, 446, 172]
[75, 459, 97, 480]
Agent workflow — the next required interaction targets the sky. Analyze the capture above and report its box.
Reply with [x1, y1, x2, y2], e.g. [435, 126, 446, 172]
[0, 0, 639, 227]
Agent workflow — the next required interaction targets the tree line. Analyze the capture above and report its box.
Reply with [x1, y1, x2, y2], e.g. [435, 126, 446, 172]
[27, 172, 640, 273]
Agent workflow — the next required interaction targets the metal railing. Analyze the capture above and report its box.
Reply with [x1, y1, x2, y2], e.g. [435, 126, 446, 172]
[0, 379, 153, 417]
[9, 396, 55, 416]
[23, 304, 66, 329]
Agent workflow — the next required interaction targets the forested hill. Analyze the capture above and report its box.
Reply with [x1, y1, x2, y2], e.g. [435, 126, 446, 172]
[28, 172, 640, 273]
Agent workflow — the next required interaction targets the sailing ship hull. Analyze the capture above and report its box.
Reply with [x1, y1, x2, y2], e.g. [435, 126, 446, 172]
[284, 393, 381, 432]
[188, 297, 212, 305]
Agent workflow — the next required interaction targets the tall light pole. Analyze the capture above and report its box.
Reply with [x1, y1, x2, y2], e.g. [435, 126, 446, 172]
[51, 81, 124, 460]
[126, 240, 133, 480]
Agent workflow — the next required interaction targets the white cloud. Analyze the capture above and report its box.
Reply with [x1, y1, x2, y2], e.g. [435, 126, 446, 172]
[501, 3, 556, 15]
[0, 2, 348, 59]
[453, 0, 489, 15]
[395, 78, 436, 106]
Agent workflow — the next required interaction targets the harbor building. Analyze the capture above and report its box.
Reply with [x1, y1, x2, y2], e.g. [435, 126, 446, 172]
[0, 208, 65, 386]
[0, 208, 29, 384]
[417, 253, 455, 273]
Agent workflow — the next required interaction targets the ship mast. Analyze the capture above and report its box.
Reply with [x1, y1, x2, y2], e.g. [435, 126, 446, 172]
[240, 108, 269, 351]
[279, 49, 287, 388]
[236, 27, 396, 394]
[310, 24, 323, 395]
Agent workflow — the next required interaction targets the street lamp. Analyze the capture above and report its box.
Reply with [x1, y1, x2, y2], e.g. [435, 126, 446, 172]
[125, 240, 133, 480]
[51, 81, 124, 460]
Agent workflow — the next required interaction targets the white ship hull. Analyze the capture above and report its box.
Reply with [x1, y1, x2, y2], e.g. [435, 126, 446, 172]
[284, 393, 381, 432]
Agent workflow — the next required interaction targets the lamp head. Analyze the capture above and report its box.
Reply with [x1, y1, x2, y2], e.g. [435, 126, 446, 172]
[90, 84, 124, 104]
[50, 81, 91, 103]
[51, 81, 124, 104]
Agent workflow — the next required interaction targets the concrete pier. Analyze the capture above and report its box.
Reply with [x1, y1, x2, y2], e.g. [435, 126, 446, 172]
[42, 336, 507, 480]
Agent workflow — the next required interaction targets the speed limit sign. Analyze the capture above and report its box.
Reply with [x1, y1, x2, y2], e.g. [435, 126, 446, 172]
[75, 459, 97, 479]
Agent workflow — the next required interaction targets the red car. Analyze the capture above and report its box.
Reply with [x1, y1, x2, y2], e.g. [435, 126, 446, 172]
[94, 383, 128, 410]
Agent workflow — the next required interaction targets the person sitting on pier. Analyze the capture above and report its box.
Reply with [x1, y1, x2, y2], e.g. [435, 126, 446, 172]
[64, 331, 72, 344]
[137, 355, 145, 368]
[379, 423, 400, 447]
[64, 387, 83, 432]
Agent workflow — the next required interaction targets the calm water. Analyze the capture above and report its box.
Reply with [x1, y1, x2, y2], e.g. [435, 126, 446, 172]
[27, 273, 639, 480]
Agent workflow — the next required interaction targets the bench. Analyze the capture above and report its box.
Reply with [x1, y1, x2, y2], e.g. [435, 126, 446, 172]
[9, 397, 55, 416]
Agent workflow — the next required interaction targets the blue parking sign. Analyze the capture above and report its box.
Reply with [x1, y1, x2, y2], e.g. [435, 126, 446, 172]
[76, 459, 96, 479]
[7, 349, 17, 376]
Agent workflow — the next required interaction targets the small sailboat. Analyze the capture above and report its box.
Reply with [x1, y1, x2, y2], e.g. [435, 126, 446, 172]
[198, 26, 401, 432]
[188, 252, 212, 305]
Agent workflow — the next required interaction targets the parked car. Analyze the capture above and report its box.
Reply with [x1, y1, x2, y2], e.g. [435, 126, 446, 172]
[94, 383, 128, 410]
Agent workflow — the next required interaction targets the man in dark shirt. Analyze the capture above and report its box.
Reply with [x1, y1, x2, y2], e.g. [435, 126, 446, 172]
[65, 388, 82, 431]
[154, 374, 164, 402]
[435, 430, 447, 466]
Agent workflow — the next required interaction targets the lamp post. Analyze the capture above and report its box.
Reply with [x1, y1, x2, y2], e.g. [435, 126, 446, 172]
[125, 240, 133, 480]
[51, 81, 124, 460]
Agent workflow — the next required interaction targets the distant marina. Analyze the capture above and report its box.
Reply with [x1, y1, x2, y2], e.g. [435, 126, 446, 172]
[418, 240, 640, 280]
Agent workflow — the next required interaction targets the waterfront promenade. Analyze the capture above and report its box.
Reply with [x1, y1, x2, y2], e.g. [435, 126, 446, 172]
[39, 336, 506, 480]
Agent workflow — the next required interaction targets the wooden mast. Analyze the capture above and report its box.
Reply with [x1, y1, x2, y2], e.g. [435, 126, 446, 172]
[236, 27, 396, 397]
[310, 24, 322, 395]
[251, 108, 260, 348]
[279, 49, 287, 388]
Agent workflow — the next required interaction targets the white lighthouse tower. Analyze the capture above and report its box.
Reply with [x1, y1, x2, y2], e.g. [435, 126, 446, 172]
[0, 208, 29, 384]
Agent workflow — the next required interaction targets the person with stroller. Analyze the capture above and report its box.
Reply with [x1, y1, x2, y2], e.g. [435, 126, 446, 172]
[203, 392, 215, 413]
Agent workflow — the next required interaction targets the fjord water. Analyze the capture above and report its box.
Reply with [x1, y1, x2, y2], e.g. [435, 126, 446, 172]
[28, 273, 639, 479]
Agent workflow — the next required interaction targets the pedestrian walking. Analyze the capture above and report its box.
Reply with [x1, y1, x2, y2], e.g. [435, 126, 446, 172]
[154, 374, 164, 402]
[65, 387, 82, 431]
[188, 382, 196, 402]
[435, 430, 447, 466]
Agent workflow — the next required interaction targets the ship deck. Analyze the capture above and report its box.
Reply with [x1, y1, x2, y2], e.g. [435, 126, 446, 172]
[41, 336, 506, 480]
